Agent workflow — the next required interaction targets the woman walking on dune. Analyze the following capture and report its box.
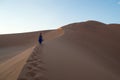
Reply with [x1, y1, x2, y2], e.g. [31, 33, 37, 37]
[38, 33, 43, 44]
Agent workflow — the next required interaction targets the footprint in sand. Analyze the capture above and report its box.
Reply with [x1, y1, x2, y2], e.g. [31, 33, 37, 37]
[27, 70, 36, 77]
[30, 62, 38, 67]
[18, 77, 27, 80]
[27, 65, 32, 70]
[36, 65, 46, 71]
[33, 73, 48, 80]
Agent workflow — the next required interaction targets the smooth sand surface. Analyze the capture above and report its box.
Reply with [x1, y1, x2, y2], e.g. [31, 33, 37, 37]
[18, 21, 120, 80]
[0, 45, 33, 63]
[0, 47, 35, 80]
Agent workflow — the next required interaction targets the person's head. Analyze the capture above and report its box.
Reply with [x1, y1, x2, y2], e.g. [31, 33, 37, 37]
[40, 33, 42, 36]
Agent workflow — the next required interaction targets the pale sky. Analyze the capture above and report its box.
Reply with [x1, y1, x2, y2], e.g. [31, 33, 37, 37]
[0, 0, 120, 34]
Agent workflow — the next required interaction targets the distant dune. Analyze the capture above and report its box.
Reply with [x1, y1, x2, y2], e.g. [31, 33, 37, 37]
[0, 20, 120, 80]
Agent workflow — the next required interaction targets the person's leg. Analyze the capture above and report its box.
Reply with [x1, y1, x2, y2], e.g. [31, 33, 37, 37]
[40, 41, 42, 44]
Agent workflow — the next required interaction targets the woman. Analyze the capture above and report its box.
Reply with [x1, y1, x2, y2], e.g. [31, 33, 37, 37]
[38, 33, 43, 44]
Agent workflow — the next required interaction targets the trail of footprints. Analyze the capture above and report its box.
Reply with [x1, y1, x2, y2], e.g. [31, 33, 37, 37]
[18, 45, 48, 80]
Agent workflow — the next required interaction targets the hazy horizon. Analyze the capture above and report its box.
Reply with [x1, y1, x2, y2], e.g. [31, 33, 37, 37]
[0, 0, 120, 34]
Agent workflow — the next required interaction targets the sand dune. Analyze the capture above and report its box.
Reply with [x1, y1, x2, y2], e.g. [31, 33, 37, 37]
[0, 20, 120, 80]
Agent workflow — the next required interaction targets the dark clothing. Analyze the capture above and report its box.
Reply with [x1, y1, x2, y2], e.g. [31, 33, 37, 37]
[39, 35, 43, 44]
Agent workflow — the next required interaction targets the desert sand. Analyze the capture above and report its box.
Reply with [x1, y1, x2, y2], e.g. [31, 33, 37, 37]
[0, 20, 120, 80]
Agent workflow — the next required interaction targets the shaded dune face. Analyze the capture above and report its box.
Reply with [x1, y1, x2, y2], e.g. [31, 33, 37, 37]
[61, 21, 120, 76]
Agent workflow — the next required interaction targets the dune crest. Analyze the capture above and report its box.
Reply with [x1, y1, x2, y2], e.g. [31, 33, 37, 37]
[18, 45, 47, 80]
[43, 28, 64, 41]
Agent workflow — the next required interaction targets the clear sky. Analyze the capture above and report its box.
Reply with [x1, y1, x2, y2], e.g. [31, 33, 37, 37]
[0, 0, 120, 34]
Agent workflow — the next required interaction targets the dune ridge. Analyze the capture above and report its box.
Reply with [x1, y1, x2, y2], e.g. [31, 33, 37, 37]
[18, 45, 47, 80]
